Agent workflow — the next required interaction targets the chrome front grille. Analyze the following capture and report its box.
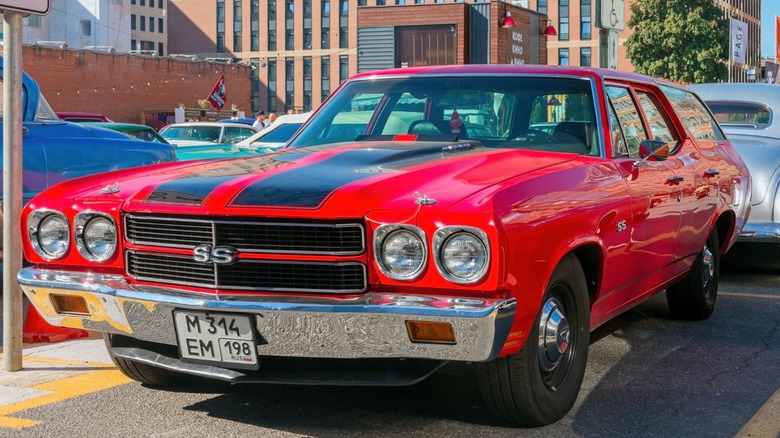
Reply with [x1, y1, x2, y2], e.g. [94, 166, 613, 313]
[125, 214, 365, 254]
[124, 214, 367, 293]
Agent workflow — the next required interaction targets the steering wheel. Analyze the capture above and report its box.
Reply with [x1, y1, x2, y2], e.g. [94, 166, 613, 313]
[511, 129, 556, 143]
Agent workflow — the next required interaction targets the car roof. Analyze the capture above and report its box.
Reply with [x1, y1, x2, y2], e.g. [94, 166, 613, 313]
[347, 64, 677, 87]
[56, 111, 110, 121]
[163, 122, 256, 129]
[91, 122, 155, 131]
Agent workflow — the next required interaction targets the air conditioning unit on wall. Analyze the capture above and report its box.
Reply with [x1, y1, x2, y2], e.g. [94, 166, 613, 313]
[512, 0, 529, 8]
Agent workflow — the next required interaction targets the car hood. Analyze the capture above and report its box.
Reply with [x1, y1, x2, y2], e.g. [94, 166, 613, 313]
[57, 141, 578, 218]
[723, 132, 780, 204]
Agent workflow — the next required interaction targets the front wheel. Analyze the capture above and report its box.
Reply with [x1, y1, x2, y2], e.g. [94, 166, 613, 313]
[104, 333, 190, 386]
[666, 230, 720, 320]
[476, 254, 590, 426]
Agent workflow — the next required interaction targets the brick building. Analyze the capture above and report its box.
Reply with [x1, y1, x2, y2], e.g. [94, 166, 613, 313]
[2, 46, 254, 125]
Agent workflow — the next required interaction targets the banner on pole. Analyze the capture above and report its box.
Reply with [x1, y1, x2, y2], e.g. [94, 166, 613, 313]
[730, 18, 747, 65]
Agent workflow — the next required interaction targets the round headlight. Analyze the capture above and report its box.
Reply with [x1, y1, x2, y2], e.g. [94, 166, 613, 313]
[434, 227, 490, 284]
[29, 211, 70, 259]
[75, 213, 117, 262]
[374, 225, 426, 280]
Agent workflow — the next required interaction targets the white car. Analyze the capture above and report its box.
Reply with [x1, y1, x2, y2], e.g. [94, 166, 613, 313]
[235, 112, 312, 153]
[159, 122, 259, 147]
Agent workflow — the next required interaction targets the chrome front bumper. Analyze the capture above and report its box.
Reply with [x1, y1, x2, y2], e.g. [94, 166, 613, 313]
[738, 222, 780, 243]
[18, 268, 516, 363]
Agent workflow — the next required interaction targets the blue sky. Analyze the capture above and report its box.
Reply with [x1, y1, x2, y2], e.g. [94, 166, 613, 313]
[762, 0, 780, 58]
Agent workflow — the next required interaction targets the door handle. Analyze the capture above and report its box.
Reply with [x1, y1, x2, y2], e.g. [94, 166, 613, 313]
[704, 169, 720, 177]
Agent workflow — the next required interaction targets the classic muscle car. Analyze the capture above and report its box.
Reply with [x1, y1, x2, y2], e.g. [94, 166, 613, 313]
[18, 65, 750, 426]
[0, 58, 177, 272]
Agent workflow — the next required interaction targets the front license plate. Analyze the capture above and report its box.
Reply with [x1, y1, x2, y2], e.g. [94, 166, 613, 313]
[173, 310, 259, 370]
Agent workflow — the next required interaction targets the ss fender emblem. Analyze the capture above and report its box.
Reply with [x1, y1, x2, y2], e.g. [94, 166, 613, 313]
[616, 220, 627, 233]
[193, 244, 238, 265]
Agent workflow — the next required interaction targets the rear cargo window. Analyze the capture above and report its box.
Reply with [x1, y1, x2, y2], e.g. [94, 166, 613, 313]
[702, 101, 770, 129]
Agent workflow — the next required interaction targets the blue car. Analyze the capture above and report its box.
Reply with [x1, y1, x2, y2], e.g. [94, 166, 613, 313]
[0, 57, 177, 269]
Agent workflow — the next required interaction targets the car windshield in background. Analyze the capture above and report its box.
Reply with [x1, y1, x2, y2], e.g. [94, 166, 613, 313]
[161, 126, 222, 142]
[705, 101, 771, 128]
[288, 76, 600, 155]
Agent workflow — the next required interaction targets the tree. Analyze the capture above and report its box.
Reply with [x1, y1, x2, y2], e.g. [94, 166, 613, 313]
[625, 0, 728, 83]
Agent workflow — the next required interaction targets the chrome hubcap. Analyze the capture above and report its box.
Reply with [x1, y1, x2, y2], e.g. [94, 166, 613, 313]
[702, 244, 714, 291]
[538, 298, 570, 372]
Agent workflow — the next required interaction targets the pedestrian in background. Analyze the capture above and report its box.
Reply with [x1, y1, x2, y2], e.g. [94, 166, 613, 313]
[253, 111, 267, 129]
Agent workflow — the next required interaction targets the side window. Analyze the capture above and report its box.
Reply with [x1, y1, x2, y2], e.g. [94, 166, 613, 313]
[636, 91, 678, 149]
[607, 101, 627, 156]
[660, 85, 726, 141]
[606, 86, 648, 158]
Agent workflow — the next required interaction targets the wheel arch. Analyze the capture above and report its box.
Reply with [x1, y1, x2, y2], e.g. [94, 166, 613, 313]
[714, 210, 736, 255]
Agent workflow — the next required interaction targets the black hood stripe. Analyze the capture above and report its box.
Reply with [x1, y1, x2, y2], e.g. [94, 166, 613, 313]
[230, 142, 487, 208]
[144, 151, 312, 205]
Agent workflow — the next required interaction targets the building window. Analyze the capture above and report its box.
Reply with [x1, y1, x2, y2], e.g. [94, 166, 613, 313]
[158, 42, 164, 57]
[340, 0, 348, 15]
[286, 29, 294, 50]
[339, 26, 348, 48]
[268, 0, 277, 50]
[580, 47, 591, 67]
[139, 16, 145, 31]
[131, 14, 136, 30]
[149, 0, 154, 6]
[131, 39, 137, 50]
[581, 0, 591, 40]
[537, 0, 547, 15]
[322, 28, 330, 49]
[217, 0, 225, 52]
[159, 0, 164, 9]
[358, 0, 367, 6]
[286, 57, 295, 113]
[149, 16, 155, 32]
[339, 55, 349, 84]
[304, 29, 312, 49]
[396, 24, 457, 67]
[27, 15, 41, 27]
[234, 0, 242, 52]
[559, 0, 569, 41]
[303, 56, 312, 112]
[268, 58, 278, 113]
[251, 0, 259, 50]
[559, 48, 569, 66]
[158, 18, 164, 33]
[140, 0, 145, 5]
[131, 0, 136, 4]
[321, 56, 331, 102]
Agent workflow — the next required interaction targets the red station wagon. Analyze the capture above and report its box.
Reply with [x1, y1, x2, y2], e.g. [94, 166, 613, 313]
[18, 65, 750, 426]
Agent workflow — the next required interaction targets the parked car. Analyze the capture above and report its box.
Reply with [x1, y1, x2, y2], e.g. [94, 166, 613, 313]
[689, 83, 776, 260]
[56, 111, 112, 123]
[233, 112, 312, 153]
[0, 57, 177, 273]
[159, 122, 258, 147]
[91, 122, 170, 144]
[217, 117, 256, 126]
[17, 65, 750, 426]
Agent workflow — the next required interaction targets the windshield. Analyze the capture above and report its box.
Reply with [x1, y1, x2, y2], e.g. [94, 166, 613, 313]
[253, 123, 303, 144]
[704, 101, 771, 129]
[161, 126, 222, 142]
[289, 75, 600, 155]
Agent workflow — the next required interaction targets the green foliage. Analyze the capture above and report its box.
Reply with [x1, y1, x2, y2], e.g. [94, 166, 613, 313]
[625, 0, 728, 83]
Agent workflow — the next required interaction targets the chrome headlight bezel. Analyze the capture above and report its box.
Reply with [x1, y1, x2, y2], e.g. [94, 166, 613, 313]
[74, 212, 118, 262]
[29, 210, 70, 260]
[373, 224, 427, 281]
[433, 226, 490, 284]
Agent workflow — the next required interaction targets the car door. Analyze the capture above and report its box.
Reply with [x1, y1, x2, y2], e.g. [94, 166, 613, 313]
[604, 84, 682, 314]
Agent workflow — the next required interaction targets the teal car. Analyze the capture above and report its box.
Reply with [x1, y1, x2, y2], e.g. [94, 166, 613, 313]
[91, 122, 170, 144]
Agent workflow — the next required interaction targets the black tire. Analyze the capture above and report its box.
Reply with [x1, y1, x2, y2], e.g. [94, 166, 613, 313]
[476, 254, 590, 426]
[104, 333, 187, 386]
[666, 230, 720, 320]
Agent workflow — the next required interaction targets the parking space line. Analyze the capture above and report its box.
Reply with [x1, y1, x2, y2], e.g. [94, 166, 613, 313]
[720, 292, 780, 299]
[0, 356, 131, 429]
[736, 387, 780, 438]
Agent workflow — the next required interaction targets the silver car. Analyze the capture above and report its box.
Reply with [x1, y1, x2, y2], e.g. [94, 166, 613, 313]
[690, 83, 776, 250]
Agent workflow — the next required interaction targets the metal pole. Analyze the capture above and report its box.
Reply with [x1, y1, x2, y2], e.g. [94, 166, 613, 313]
[3, 10, 25, 372]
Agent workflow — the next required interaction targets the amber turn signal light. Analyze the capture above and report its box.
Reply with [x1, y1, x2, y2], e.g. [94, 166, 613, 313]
[405, 320, 456, 344]
[50, 294, 90, 316]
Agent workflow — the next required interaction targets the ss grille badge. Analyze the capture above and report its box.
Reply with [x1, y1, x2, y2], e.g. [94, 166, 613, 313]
[193, 244, 238, 265]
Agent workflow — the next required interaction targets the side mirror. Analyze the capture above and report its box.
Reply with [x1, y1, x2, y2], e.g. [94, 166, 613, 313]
[633, 139, 670, 167]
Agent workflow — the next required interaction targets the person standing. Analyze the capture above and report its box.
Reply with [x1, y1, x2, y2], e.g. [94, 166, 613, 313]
[253, 111, 267, 129]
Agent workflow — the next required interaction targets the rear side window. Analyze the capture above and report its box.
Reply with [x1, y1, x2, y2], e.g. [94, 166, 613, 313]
[636, 91, 678, 147]
[660, 85, 726, 141]
[702, 101, 770, 129]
